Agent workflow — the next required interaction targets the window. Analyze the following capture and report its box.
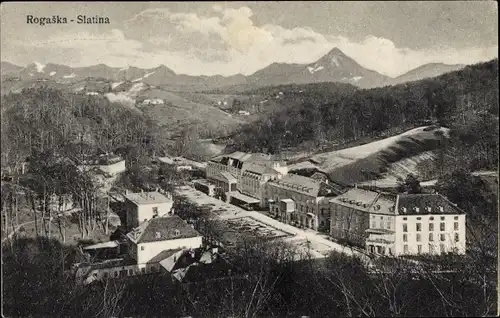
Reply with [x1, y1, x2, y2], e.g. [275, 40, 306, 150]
[403, 234, 408, 242]
[152, 207, 158, 217]
[416, 223, 421, 231]
[417, 245, 422, 254]
[454, 233, 459, 242]
[141, 268, 145, 274]
[416, 234, 421, 242]
[403, 245, 409, 253]
[454, 216, 459, 220]
[429, 223, 434, 231]
[403, 223, 408, 232]
[440, 234, 445, 241]
[441, 216, 445, 221]
[440, 222, 445, 231]
[454, 222, 459, 231]
[141, 246, 145, 251]
[429, 216, 434, 221]
[385, 222, 390, 229]
[429, 233, 434, 241]
[403, 217, 407, 221]
[371, 221, 376, 228]
[429, 244, 435, 253]
[440, 244, 445, 253]
[416, 217, 421, 220]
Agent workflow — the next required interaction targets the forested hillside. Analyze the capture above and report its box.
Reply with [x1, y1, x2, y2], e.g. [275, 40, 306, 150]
[232, 60, 498, 172]
[0, 88, 167, 171]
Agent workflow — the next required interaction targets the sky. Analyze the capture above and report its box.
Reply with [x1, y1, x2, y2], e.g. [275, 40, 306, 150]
[1, 1, 498, 77]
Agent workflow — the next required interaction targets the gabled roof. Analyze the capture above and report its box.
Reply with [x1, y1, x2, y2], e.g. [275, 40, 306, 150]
[124, 191, 172, 206]
[242, 163, 280, 176]
[330, 188, 397, 215]
[331, 188, 381, 212]
[127, 216, 202, 244]
[268, 174, 322, 196]
[396, 193, 465, 215]
[147, 248, 183, 264]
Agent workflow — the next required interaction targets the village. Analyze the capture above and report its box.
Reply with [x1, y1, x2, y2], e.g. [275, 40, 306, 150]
[0, 146, 469, 286]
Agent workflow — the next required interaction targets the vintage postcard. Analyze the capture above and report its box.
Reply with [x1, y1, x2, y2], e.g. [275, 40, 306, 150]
[1, 2, 498, 317]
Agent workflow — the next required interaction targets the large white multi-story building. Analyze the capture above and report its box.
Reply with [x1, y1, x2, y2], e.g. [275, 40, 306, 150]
[124, 190, 174, 230]
[329, 189, 467, 256]
[390, 194, 466, 256]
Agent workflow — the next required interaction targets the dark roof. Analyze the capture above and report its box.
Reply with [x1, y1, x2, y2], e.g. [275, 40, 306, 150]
[182, 257, 238, 283]
[131, 216, 202, 243]
[397, 194, 464, 215]
[147, 248, 183, 264]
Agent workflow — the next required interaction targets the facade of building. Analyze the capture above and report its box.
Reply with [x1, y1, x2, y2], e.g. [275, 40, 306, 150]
[329, 189, 466, 256]
[391, 194, 466, 256]
[126, 216, 203, 264]
[124, 191, 174, 230]
[265, 174, 342, 230]
[192, 179, 217, 196]
[237, 163, 283, 208]
[329, 188, 385, 248]
[206, 151, 288, 204]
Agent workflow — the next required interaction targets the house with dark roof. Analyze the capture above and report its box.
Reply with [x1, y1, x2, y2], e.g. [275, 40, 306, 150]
[328, 189, 466, 257]
[125, 215, 203, 265]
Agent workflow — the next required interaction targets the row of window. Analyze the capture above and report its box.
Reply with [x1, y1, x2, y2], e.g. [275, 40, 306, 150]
[403, 232, 460, 242]
[402, 222, 459, 232]
[403, 243, 457, 254]
[402, 216, 459, 221]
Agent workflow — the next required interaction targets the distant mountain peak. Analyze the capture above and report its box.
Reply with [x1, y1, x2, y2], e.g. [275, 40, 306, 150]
[326, 47, 347, 57]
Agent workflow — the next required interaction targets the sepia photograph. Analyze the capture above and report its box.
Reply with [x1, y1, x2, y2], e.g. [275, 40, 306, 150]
[1, 1, 498, 317]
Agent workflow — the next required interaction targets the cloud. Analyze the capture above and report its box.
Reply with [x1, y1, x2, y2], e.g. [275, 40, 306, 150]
[9, 6, 498, 77]
[327, 35, 498, 76]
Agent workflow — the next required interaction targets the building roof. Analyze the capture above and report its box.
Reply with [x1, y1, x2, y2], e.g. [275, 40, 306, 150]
[193, 179, 215, 187]
[268, 174, 323, 196]
[396, 194, 465, 215]
[331, 188, 396, 214]
[83, 240, 120, 250]
[124, 191, 172, 206]
[228, 191, 260, 204]
[242, 163, 280, 176]
[210, 151, 280, 165]
[127, 216, 202, 244]
[147, 248, 183, 264]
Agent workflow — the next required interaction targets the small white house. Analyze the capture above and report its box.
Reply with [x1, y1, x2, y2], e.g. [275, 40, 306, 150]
[124, 191, 174, 230]
[126, 216, 203, 264]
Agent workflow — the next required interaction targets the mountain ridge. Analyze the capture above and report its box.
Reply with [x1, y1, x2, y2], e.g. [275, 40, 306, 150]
[1, 48, 468, 91]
